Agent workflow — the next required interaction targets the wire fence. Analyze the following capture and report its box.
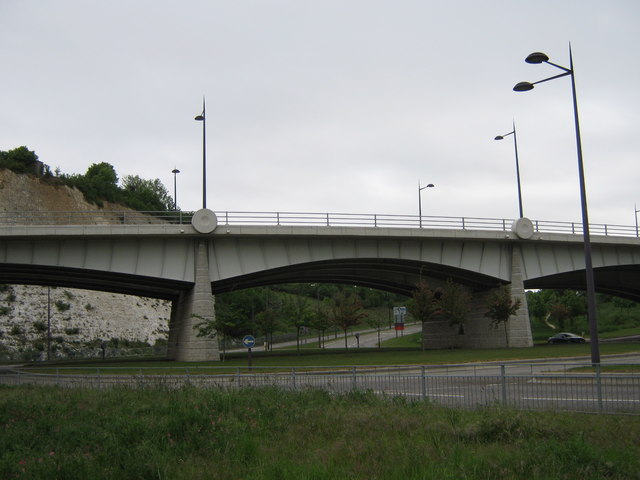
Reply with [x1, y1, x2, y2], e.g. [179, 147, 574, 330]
[0, 210, 638, 237]
[3, 363, 639, 414]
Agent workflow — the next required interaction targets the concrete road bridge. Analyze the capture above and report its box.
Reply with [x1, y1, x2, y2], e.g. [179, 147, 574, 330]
[1, 209, 639, 361]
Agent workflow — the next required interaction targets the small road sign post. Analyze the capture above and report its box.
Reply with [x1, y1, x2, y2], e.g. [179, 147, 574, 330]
[242, 335, 256, 369]
[393, 307, 407, 337]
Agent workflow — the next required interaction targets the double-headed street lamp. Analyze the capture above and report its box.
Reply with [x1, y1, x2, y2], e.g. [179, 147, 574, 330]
[418, 181, 435, 228]
[514, 46, 600, 364]
[171, 168, 180, 211]
[495, 120, 524, 218]
[194, 98, 207, 209]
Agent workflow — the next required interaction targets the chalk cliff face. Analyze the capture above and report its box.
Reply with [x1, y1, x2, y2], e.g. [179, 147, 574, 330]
[0, 168, 121, 213]
[0, 169, 171, 358]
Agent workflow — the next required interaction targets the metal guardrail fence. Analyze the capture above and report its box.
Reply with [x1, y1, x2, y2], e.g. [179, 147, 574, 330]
[3, 363, 639, 414]
[0, 210, 639, 237]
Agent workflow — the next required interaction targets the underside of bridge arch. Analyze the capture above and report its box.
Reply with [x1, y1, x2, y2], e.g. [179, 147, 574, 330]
[210, 258, 506, 296]
[524, 265, 640, 302]
[0, 263, 191, 300]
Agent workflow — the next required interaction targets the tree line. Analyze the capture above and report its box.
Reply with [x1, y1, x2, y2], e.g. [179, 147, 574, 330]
[197, 284, 405, 355]
[197, 280, 524, 353]
[208, 281, 638, 353]
[0, 146, 174, 211]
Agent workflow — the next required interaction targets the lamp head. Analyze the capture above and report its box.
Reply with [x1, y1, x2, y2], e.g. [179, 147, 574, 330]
[513, 81, 534, 92]
[525, 52, 549, 64]
[195, 115, 204, 121]
[172, 168, 180, 174]
[494, 135, 504, 141]
[426, 183, 434, 188]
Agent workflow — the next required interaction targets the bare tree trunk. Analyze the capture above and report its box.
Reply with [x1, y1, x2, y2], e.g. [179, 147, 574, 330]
[504, 322, 510, 348]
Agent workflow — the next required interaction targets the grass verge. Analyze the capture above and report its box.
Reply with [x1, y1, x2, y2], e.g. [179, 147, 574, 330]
[1, 385, 639, 480]
[20, 342, 640, 375]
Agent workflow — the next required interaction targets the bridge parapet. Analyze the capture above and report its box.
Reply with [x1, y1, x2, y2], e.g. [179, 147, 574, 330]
[0, 210, 638, 238]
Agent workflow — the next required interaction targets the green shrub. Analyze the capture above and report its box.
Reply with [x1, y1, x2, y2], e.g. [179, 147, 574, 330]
[33, 321, 47, 333]
[54, 300, 71, 312]
[9, 325, 23, 336]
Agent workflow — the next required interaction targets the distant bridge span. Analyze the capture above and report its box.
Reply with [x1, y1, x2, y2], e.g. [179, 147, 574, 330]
[1, 210, 639, 360]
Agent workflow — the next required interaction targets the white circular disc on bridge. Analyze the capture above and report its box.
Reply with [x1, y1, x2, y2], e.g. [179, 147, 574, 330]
[191, 209, 218, 234]
[511, 217, 534, 239]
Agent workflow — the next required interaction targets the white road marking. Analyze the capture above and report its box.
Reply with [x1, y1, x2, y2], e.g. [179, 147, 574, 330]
[521, 397, 640, 403]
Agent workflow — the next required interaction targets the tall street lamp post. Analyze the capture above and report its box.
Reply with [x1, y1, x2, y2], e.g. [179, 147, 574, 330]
[418, 181, 434, 228]
[47, 286, 51, 361]
[194, 98, 207, 209]
[495, 120, 524, 218]
[513, 46, 600, 364]
[171, 168, 180, 211]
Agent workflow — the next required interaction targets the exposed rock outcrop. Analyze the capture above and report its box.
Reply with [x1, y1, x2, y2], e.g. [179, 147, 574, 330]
[0, 169, 171, 359]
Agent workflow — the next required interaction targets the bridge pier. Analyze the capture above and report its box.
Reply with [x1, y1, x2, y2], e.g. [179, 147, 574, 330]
[505, 245, 533, 347]
[167, 240, 219, 361]
[422, 245, 533, 349]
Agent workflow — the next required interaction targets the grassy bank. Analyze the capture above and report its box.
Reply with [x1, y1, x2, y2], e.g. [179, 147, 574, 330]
[1, 386, 639, 480]
[20, 341, 640, 375]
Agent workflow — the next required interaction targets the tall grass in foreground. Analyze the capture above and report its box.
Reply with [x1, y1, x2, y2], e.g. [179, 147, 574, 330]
[1, 386, 639, 480]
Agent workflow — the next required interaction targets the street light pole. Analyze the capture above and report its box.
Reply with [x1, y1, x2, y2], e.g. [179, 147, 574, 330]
[418, 181, 435, 228]
[171, 168, 180, 211]
[495, 120, 524, 218]
[194, 98, 207, 209]
[47, 286, 51, 361]
[635, 204, 640, 237]
[513, 45, 600, 364]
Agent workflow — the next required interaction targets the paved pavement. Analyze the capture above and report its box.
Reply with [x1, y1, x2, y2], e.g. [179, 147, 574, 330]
[321, 323, 422, 349]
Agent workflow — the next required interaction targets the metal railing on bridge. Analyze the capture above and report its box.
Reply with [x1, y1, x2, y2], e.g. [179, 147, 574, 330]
[0, 210, 638, 237]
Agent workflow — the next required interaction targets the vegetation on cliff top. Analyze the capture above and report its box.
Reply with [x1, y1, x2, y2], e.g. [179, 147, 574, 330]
[0, 146, 174, 211]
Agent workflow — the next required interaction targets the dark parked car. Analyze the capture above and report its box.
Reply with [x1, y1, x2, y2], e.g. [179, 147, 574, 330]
[547, 332, 586, 344]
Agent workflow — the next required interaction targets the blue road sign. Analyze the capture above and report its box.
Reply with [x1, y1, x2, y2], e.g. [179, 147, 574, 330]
[242, 335, 256, 348]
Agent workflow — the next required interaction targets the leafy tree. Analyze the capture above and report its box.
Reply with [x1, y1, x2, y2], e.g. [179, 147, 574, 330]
[549, 303, 572, 331]
[196, 288, 264, 343]
[440, 278, 471, 334]
[281, 293, 313, 353]
[408, 279, 442, 349]
[329, 290, 368, 349]
[526, 289, 587, 330]
[85, 162, 119, 203]
[255, 301, 281, 351]
[121, 175, 174, 211]
[0, 146, 41, 174]
[484, 284, 522, 347]
[64, 162, 119, 206]
[195, 310, 234, 361]
[309, 299, 332, 348]
[365, 310, 387, 348]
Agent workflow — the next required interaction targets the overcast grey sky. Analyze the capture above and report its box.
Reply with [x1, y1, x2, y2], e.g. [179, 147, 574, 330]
[2, 1, 639, 226]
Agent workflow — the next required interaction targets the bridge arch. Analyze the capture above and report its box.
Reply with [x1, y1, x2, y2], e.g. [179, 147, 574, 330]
[210, 258, 507, 296]
[0, 263, 190, 300]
